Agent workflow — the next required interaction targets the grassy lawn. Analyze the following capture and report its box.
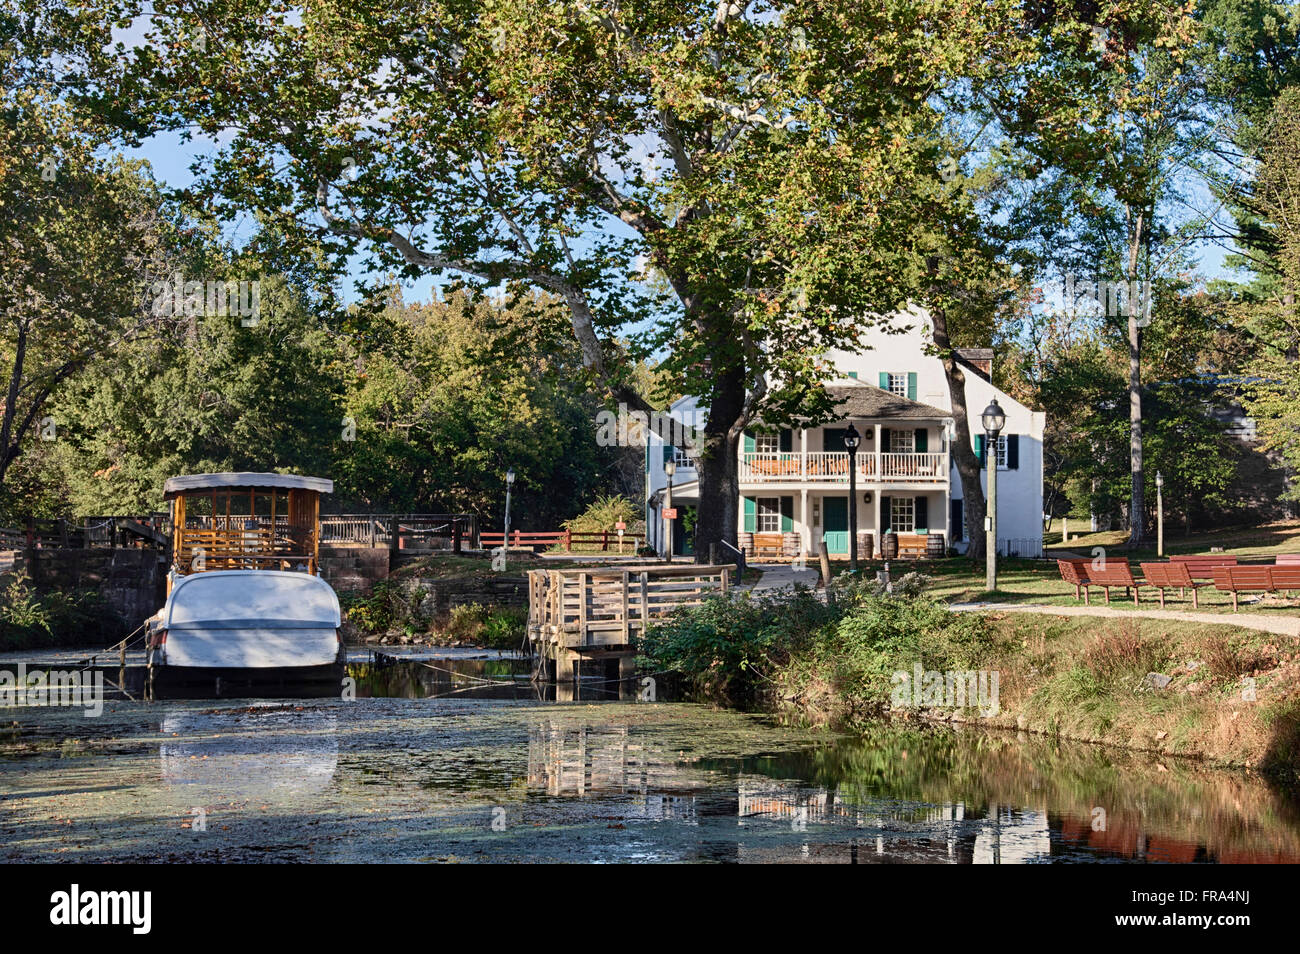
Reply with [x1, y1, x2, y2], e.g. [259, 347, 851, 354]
[1044, 518, 1300, 561]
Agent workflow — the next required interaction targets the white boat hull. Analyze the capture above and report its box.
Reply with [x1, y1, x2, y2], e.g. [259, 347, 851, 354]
[150, 570, 343, 672]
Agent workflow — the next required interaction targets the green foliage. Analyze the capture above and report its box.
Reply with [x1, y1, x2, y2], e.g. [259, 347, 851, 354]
[562, 494, 641, 535]
[441, 603, 527, 650]
[341, 581, 398, 636]
[640, 583, 990, 711]
[0, 570, 117, 649]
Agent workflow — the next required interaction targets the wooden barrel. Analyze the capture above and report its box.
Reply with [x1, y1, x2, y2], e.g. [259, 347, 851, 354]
[857, 531, 874, 560]
[738, 531, 754, 557]
[926, 532, 946, 559]
[881, 532, 899, 560]
[782, 531, 799, 557]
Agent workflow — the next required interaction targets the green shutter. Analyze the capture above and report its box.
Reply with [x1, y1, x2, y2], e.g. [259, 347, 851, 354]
[743, 433, 755, 453]
[879, 372, 890, 390]
[881, 496, 891, 531]
[1006, 434, 1019, 470]
[882, 429, 891, 453]
[779, 429, 792, 452]
[907, 372, 917, 401]
[663, 445, 674, 467]
[743, 496, 756, 533]
[974, 434, 984, 465]
[644, 440, 650, 473]
[847, 371, 858, 379]
[914, 428, 927, 453]
[780, 496, 793, 532]
[915, 496, 928, 533]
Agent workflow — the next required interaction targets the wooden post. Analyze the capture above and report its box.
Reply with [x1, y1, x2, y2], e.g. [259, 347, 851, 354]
[118, 640, 126, 696]
[564, 528, 572, 551]
[709, 543, 719, 567]
[819, 540, 832, 589]
[452, 518, 461, 553]
[621, 570, 629, 643]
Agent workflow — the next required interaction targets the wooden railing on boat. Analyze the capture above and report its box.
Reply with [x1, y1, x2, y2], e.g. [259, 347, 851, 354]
[527, 564, 730, 650]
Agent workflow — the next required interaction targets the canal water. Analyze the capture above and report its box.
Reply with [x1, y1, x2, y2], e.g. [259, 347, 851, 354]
[1, 651, 1299, 862]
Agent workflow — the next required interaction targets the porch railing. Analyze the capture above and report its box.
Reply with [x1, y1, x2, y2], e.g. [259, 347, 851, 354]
[740, 451, 947, 484]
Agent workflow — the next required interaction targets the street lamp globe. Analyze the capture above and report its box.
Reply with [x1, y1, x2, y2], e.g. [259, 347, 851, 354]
[1155, 471, 1164, 490]
[506, 468, 515, 485]
[981, 399, 1006, 437]
[843, 422, 861, 450]
[664, 459, 676, 478]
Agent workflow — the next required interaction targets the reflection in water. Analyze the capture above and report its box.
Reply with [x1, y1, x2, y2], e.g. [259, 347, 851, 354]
[523, 718, 1300, 863]
[160, 704, 338, 802]
[350, 656, 639, 702]
[4, 694, 1300, 862]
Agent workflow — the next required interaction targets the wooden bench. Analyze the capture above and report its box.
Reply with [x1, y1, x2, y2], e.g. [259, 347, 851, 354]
[1275, 554, 1300, 565]
[751, 532, 786, 560]
[1212, 566, 1274, 611]
[1057, 559, 1090, 600]
[1140, 561, 1211, 608]
[1170, 554, 1238, 580]
[1057, 557, 1148, 605]
[895, 533, 928, 559]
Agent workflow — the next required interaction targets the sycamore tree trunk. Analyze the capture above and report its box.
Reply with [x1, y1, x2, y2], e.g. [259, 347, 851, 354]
[930, 306, 986, 561]
[1126, 211, 1146, 546]
[694, 360, 746, 564]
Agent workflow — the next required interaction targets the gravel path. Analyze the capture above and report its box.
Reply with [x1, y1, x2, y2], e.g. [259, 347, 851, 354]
[949, 601, 1300, 638]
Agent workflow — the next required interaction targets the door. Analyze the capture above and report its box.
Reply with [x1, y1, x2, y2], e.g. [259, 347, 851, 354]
[822, 496, 849, 555]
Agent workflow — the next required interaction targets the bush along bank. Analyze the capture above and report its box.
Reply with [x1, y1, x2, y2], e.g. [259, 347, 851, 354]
[638, 575, 1300, 777]
[340, 579, 528, 651]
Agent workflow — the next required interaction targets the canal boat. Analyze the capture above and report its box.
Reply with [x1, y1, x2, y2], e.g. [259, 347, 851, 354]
[146, 473, 344, 696]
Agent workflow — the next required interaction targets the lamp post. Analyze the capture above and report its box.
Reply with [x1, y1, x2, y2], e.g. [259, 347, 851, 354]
[843, 423, 861, 574]
[981, 399, 1006, 591]
[1155, 470, 1164, 558]
[503, 467, 515, 570]
[663, 459, 676, 564]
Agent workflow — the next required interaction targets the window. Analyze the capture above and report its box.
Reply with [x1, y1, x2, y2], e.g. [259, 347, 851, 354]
[673, 449, 695, 469]
[890, 497, 915, 533]
[995, 435, 1007, 468]
[756, 497, 781, 533]
[887, 373, 908, 397]
[754, 433, 780, 454]
[889, 429, 914, 454]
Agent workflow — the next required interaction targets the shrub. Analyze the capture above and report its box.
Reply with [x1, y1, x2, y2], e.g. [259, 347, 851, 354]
[0, 571, 119, 649]
[341, 581, 399, 635]
[639, 585, 836, 696]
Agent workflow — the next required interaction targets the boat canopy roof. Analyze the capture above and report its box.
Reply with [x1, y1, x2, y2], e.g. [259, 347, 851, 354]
[163, 473, 333, 498]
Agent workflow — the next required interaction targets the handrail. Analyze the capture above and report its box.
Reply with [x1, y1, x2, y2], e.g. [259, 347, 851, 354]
[718, 539, 746, 584]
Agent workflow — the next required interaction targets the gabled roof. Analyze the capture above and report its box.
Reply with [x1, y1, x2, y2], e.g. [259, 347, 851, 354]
[812, 384, 950, 422]
[163, 473, 333, 497]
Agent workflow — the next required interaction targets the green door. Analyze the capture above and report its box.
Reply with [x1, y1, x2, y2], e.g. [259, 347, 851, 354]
[822, 497, 849, 555]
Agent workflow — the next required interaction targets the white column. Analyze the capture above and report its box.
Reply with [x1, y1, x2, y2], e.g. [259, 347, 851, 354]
[874, 422, 883, 482]
[800, 427, 808, 481]
[800, 488, 809, 557]
[873, 491, 881, 555]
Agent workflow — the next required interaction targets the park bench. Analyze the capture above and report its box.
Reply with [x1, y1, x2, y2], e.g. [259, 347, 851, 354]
[751, 532, 786, 560]
[1057, 559, 1090, 600]
[1212, 565, 1274, 611]
[1139, 561, 1211, 608]
[1170, 554, 1238, 580]
[895, 533, 928, 559]
[1057, 557, 1148, 605]
[1275, 554, 1300, 565]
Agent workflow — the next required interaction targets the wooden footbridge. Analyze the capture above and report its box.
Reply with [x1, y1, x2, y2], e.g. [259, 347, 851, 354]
[527, 564, 732, 681]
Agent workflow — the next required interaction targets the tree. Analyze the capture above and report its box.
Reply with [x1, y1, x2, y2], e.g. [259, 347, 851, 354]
[0, 88, 178, 496]
[112, 0, 1038, 560]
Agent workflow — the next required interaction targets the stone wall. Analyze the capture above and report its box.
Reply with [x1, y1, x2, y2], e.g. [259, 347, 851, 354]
[394, 574, 529, 621]
[11, 547, 168, 637]
[318, 546, 392, 594]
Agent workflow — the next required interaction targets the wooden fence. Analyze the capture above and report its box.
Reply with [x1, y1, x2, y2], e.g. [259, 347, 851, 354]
[318, 513, 479, 549]
[482, 528, 643, 553]
[528, 564, 730, 650]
